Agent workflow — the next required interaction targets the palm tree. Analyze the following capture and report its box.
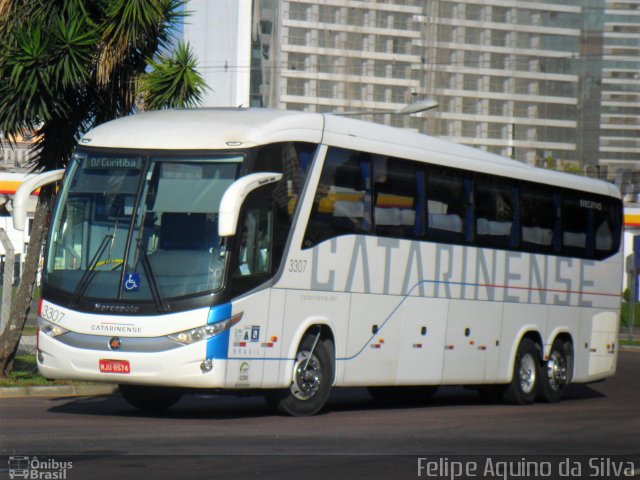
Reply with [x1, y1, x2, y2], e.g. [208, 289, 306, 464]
[0, 0, 207, 376]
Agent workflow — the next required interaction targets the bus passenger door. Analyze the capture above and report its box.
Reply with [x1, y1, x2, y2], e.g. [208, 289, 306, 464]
[225, 188, 280, 388]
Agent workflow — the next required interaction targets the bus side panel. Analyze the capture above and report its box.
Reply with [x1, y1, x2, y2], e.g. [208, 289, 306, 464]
[225, 290, 271, 388]
[279, 289, 351, 388]
[572, 254, 622, 383]
[546, 305, 580, 349]
[441, 300, 503, 384]
[261, 288, 286, 388]
[497, 303, 549, 383]
[396, 297, 447, 385]
[573, 309, 619, 383]
[341, 293, 403, 386]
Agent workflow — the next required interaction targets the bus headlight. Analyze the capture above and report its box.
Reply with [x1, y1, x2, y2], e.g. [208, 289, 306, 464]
[167, 312, 243, 345]
[37, 317, 69, 338]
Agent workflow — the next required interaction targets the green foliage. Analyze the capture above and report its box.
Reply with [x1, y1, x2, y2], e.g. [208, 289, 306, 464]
[141, 42, 208, 110]
[0, 0, 207, 378]
[539, 154, 583, 176]
[560, 161, 582, 175]
[544, 155, 556, 170]
[0, 0, 206, 172]
[621, 302, 640, 327]
[0, 355, 43, 386]
[22, 326, 37, 336]
[51, 14, 96, 88]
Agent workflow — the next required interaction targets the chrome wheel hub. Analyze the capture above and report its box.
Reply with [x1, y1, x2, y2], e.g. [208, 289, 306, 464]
[519, 353, 537, 395]
[546, 351, 567, 391]
[291, 351, 322, 401]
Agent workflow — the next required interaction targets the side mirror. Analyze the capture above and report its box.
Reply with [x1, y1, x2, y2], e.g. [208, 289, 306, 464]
[218, 172, 282, 237]
[12, 169, 65, 231]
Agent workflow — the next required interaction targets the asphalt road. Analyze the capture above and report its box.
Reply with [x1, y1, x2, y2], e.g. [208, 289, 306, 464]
[1, 351, 639, 480]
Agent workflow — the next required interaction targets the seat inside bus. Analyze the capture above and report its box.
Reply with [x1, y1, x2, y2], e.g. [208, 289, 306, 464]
[149, 212, 213, 280]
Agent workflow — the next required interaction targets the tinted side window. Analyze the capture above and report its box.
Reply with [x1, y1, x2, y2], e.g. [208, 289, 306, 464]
[252, 141, 317, 218]
[303, 147, 371, 248]
[426, 166, 468, 243]
[594, 198, 621, 260]
[251, 142, 318, 270]
[227, 186, 276, 297]
[373, 156, 422, 239]
[520, 186, 557, 253]
[562, 194, 622, 260]
[562, 194, 592, 258]
[475, 175, 516, 248]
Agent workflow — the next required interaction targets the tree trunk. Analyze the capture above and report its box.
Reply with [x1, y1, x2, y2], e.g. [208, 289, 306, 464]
[0, 192, 52, 377]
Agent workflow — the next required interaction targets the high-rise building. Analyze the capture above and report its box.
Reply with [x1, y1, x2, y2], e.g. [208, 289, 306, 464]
[184, 0, 640, 199]
[183, 0, 253, 108]
[416, 1, 594, 166]
[600, 0, 640, 201]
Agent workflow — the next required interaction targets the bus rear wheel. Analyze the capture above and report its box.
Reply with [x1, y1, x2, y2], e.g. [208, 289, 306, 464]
[538, 339, 571, 403]
[119, 384, 182, 411]
[503, 338, 539, 405]
[265, 334, 334, 416]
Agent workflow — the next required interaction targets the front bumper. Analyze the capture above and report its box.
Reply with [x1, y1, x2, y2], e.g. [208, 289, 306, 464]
[37, 331, 228, 388]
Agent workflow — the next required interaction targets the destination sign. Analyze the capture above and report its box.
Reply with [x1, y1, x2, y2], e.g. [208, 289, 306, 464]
[86, 157, 142, 169]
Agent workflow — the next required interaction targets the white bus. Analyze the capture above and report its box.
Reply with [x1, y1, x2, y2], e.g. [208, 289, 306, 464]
[16, 109, 623, 416]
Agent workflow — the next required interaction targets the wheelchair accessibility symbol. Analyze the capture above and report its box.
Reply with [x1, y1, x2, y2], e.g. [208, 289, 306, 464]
[124, 272, 140, 292]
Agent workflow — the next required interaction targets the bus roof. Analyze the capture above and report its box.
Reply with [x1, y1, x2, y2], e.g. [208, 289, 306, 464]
[80, 108, 619, 199]
[81, 108, 324, 150]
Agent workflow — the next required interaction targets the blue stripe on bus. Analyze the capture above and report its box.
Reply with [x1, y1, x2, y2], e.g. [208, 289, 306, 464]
[206, 303, 232, 360]
[207, 303, 232, 324]
[206, 330, 230, 360]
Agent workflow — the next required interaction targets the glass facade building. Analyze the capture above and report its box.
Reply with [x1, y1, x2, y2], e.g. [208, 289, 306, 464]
[186, 0, 640, 201]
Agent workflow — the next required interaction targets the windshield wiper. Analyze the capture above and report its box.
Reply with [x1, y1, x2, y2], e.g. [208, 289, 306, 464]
[136, 239, 170, 313]
[70, 234, 114, 307]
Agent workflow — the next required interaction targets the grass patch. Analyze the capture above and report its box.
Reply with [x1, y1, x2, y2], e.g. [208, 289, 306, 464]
[620, 303, 640, 328]
[0, 354, 89, 387]
[22, 325, 37, 336]
[620, 339, 640, 347]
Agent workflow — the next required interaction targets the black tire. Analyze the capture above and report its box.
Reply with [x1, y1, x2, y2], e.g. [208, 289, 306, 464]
[502, 338, 540, 405]
[264, 334, 334, 416]
[537, 339, 571, 403]
[119, 384, 182, 411]
[368, 386, 439, 404]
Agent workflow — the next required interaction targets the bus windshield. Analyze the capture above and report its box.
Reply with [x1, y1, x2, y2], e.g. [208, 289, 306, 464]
[46, 152, 242, 302]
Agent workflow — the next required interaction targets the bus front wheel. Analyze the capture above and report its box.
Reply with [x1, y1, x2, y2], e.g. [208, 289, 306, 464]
[537, 339, 571, 403]
[503, 338, 539, 405]
[265, 334, 334, 416]
[119, 384, 182, 411]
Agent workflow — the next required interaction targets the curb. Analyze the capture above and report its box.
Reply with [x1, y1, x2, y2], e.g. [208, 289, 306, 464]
[0, 384, 118, 398]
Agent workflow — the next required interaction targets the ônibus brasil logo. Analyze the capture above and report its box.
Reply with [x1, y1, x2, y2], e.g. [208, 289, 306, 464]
[8, 456, 73, 479]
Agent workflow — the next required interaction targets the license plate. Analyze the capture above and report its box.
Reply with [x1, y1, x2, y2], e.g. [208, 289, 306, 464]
[99, 359, 130, 374]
